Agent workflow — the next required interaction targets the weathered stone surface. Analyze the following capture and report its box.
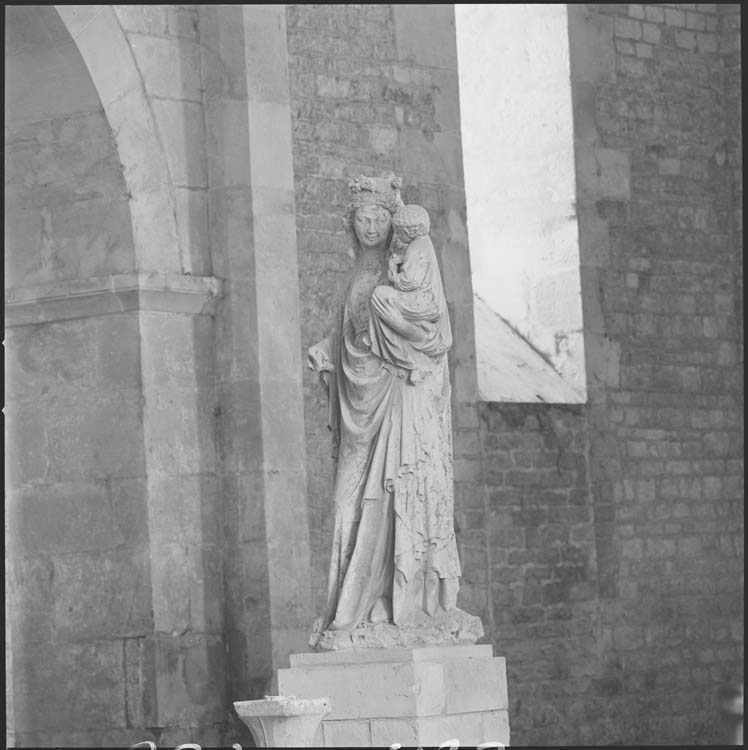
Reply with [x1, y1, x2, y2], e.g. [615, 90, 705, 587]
[152, 634, 226, 728]
[307, 177, 481, 648]
[128, 34, 202, 101]
[234, 696, 330, 747]
[124, 637, 157, 729]
[311, 608, 484, 651]
[11, 481, 135, 555]
[279, 646, 508, 736]
[369, 709, 510, 747]
[392, 4, 458, 69]
[322, 718, 372, 747]
[12, 640, 127, 732]
[152, 98, 207, 188]
[51, 547, 152, 640]
[4, 12, 100, 123]
[279, 659, 447, 721]
[5, 108, 135, 288]
[8, 556, 55, 646]
[43, 387, 145, 481]
[14, 727, 158, 748]
[289, 644, 493, 667]
[443, 655, 508, 713]
[175, 186, 211, 275]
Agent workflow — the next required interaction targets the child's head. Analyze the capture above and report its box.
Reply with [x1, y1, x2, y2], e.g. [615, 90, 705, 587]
[392, 204, 430, 244]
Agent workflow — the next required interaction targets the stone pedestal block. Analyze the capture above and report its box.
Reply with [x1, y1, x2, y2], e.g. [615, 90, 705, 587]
[277, 645, 509, 748]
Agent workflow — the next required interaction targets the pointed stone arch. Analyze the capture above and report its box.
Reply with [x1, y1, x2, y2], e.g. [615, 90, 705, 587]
[54, 5, 181, 272]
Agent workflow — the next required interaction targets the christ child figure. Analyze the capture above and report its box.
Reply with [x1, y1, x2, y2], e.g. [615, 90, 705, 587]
[369, 203, 451, 384]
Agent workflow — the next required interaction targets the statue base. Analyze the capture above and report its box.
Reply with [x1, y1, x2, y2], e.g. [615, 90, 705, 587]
[309, 608, 485, 651]
[277, 644, 509, 747]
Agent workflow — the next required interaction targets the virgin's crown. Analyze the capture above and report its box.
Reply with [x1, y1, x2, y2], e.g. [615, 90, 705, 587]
[346, 173, 404, 215]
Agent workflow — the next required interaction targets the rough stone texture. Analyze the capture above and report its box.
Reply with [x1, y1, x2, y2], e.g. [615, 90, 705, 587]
[4, 101, 135, 289]
[111, 4, 209, 276]
[457, 5, 743, 746]
[234, 696, 330, 747]
[5, 316, 151, 746]
[311, 609, 484, 652]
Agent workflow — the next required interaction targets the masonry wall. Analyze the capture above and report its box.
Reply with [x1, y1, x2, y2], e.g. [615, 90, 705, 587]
[471, 4, 743, 745]
[4, 9, 153, 746]
[4, 4, 743, 748]
[288, 3, 742, 747]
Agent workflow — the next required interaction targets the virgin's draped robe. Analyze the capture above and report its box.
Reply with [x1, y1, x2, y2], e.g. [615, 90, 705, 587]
[314, 247, 460, 635]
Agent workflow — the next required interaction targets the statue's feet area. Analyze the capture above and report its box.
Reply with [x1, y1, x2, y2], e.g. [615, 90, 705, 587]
[309, 608, 484, 651]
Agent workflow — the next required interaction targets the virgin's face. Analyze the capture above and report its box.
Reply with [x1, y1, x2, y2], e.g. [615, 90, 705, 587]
[353, 205, 392, 250]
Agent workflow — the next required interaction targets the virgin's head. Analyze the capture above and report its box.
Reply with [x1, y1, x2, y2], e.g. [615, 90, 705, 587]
[344, 174, 404, 255]
[353, 204, 392, 251]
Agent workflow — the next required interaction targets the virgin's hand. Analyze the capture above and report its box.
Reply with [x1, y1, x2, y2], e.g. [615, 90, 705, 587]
[308, 344, 332, 372]
[388, 255, 401, 280]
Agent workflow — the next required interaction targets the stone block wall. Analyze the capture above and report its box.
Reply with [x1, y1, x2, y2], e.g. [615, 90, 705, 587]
[5, 9, 151, 745]
[5, 314, 150, 748]
[5, 7, 225, 745]
[4, 112, 136, 286]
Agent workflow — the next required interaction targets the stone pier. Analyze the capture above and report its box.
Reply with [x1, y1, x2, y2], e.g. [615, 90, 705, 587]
[277, 645, 509, 747]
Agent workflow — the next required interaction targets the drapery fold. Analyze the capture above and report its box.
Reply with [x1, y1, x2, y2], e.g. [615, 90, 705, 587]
[317, 255, 461, 633]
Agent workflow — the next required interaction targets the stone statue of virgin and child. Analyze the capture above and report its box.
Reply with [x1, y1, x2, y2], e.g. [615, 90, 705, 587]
[307, 174, 483, 651]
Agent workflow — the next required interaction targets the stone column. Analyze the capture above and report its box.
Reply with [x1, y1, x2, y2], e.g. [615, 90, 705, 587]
[200, 3, 313, 701]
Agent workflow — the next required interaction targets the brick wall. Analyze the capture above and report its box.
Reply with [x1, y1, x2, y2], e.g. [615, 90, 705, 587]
[472, 404, 602, 743]
[473, 4, 743, 745]
[593, 3, 742, 743]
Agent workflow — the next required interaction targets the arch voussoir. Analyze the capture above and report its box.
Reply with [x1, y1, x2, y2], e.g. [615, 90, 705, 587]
[55, 5, 181, 273]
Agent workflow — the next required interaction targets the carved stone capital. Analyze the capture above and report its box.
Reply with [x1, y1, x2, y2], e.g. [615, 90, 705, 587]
[234, 696, 331, 748]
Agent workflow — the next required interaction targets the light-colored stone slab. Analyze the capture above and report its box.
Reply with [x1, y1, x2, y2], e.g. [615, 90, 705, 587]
[280, 647, 508, 736]
[369, 709, 509, 747]
[474, 294, 585, 404]
[482, 709, 511, 746]
[322, 718, 372, 747]
[289, 643, 493, 667]
[444, 655, 508, 713]
[278, 660, 447, 721]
